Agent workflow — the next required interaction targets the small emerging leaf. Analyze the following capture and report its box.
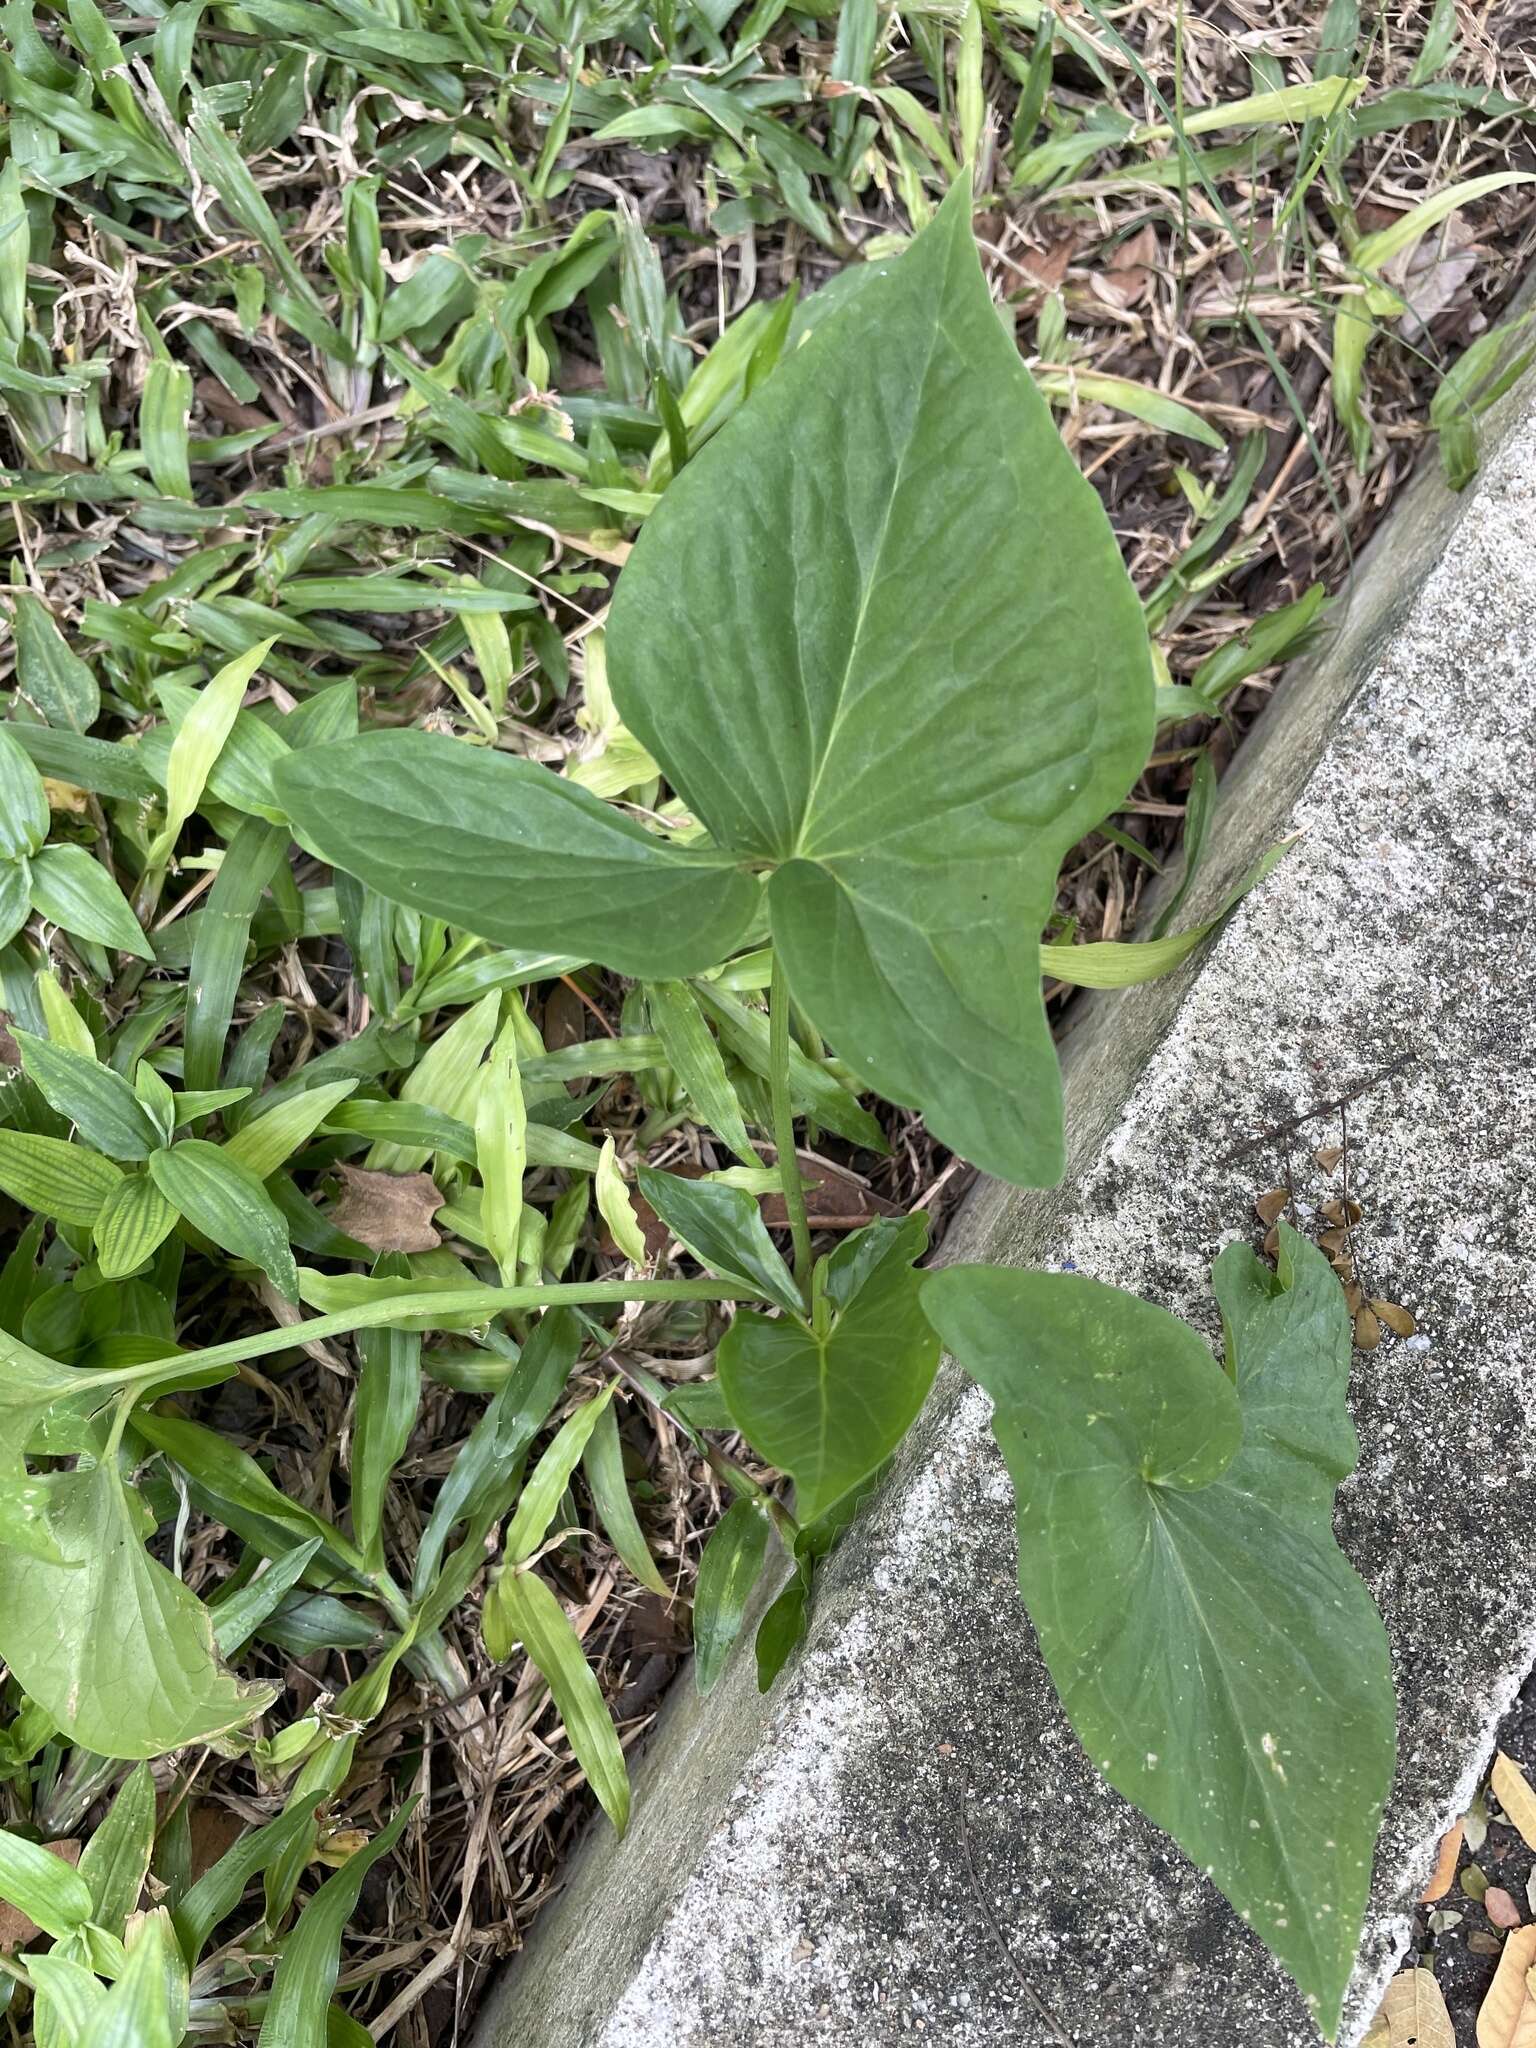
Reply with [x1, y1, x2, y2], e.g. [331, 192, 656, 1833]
[718, 1215, 938, 1524]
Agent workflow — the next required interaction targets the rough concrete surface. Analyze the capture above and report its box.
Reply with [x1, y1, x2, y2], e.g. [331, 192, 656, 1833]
[478, 391, 1536, 2047]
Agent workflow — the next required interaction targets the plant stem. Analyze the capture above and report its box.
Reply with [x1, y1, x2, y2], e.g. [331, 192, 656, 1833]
[105, 1277, 766, 1396]
[769, 951, 813, 1301]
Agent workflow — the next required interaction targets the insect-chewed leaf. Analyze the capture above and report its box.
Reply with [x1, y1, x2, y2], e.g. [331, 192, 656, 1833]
[271, 730, 761, 981]
[606, 179, 1153, 1187]
[717, 1214, 939, 1524]
[922, 1225, 1395, 2039]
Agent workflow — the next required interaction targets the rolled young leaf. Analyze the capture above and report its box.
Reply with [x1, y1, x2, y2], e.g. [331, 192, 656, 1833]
[922, 1227, 1395, 2039]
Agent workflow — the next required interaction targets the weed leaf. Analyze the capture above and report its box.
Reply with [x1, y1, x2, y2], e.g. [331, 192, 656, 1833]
[0, 1459, 275, 1758]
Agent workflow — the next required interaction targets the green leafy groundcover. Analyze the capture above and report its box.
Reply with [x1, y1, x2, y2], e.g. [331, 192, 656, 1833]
[0, 176, 1396, 2044]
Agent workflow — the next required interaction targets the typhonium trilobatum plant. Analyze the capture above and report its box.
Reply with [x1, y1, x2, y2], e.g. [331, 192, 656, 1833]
[258, 178, 1394, 2038]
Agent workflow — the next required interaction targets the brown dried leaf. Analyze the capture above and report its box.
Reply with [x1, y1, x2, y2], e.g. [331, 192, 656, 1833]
[1422, 1820, 1464, 1903]
[1488, 1888, 1524, 1930]
[1344, 1283, 1365, 1315]
[1093, 222, 1159, 308]
[1314, 1146, 1345, 1174]
[187, 1803, 247, 1885]
[1493, 1754, 1536, 1853]
[1372, 1299, 1417, 1339]
[1363, 1969, 1454, 2048]
[0, 1840, 81, 1952]
[1354, 1306, 1382, 1350]
[1254, 1188, 1290, 1226]
[1476, 1920, 1536, 2046]
[1015, 230, 1082, 292]
[1469, 1929, 1506, 1956]
[330, 1166, 443, 1253]
[1319, 1227, 1350, 1252]
[1262, 1224, 1280, 1257]
[763, 1153, 899, 1231]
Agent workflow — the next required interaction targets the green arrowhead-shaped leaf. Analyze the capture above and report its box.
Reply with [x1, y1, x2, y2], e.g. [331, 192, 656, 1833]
[922, 1227, 1395, 2038]
[266, 188, 1148, 1183]
[718, 1214, 939, 1524]
[0, 1459, 274, 1758]
[606, 181, 1153, 1185]
[271, 729, 761, 981]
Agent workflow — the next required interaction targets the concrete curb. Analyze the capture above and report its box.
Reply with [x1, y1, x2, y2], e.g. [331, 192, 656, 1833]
[476, 374, 1536, 2047]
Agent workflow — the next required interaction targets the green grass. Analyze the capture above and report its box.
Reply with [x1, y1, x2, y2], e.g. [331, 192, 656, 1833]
[0, 0, 1532, 2036]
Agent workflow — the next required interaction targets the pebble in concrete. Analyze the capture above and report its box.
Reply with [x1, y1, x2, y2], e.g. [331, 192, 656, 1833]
[478, 387, 1536, 2047]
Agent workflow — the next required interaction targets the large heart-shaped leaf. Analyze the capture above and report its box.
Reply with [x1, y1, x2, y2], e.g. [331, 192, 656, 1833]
[269, 182, 1150, 1187]
[922, 1226, 1395, 2038]
[717, 1214, 939, 1523]
[606, 180, 1152, 1184]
